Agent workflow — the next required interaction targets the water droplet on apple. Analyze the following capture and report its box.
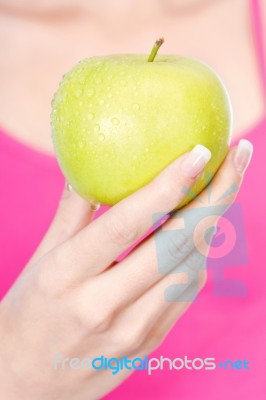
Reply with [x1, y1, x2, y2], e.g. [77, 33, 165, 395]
[104, 152, 109, 158]
[78, 141, 84, 149]
[90, 200, 101, 211]
[78, 76, 86, 84]
[87, 112, 94, 120]
[87, 88, 95, 97]
[111, 118, 120, 126]
[94, 124, 100, 132]
[107, 93, 112, 99]
[98, 133, 105, 141]
[145, 147, 149, 152]
[133, 103, 140, 111]
[99, 99, 105, 106]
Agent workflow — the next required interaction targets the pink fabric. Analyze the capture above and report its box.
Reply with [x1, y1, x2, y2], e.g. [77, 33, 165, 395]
[0, 0, 265, 398]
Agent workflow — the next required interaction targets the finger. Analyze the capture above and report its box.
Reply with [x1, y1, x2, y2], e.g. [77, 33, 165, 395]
[55, 145, 212, 279]
[89, 140, 252, 310]
[138, 267, 207, 356]
[136, 293, 197, 357]
[104, 262, 205, 357]
[135, 266, 207, 355]
[25, 183, 96, 270]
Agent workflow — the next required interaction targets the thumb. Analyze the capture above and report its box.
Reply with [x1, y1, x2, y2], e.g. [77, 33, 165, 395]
[25, 183, 97, 269]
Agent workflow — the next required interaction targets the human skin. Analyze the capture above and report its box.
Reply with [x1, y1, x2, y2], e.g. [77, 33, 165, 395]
[0, 141, 252, 399]
[0, 0, 258, 398]
[0, 0, 264, 153]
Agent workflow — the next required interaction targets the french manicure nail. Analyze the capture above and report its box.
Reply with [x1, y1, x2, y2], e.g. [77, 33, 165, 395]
[234, 139, 253, 175]
[181, 144, 212, 178]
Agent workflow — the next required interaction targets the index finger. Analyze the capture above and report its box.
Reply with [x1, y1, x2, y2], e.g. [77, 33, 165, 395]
[55, 144, 211, 279]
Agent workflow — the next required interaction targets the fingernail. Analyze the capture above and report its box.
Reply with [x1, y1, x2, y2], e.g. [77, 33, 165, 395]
[234, 139, 253, 175]
[181, 144, 212, 178]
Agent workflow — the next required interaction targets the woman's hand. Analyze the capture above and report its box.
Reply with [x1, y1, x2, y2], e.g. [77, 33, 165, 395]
[0, 140, 252, 400]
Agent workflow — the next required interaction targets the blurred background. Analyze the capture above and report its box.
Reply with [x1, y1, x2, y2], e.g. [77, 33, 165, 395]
[0, 1, 265, 399]
[0, 0, 265, 155]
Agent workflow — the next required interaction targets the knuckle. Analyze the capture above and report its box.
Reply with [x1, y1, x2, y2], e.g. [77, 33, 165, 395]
[185, 249, 206, 275]
[75, 307, 112, 333]
[72, 296, 113, 333]
[166, 230, 193, 262]
[112, 327, 144, 352]
[106, 215, 139, 247]
[89, 311, 112, 333]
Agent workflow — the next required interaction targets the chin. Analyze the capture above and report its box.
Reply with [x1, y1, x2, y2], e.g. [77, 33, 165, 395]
[163, 0, 216, 13]
[0, 0, 83, 15]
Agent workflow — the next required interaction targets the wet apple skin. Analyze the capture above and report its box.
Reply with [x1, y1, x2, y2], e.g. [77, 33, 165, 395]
[51, 54, 232, 207]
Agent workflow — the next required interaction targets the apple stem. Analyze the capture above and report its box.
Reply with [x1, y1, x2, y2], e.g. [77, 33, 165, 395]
[147, 38, 165, 62]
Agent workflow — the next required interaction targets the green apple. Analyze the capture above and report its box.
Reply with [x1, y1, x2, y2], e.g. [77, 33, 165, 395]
[51, 38, 232, 208]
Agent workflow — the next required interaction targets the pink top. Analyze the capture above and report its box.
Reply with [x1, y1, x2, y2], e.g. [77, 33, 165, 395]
[0, 0, 265, 398]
